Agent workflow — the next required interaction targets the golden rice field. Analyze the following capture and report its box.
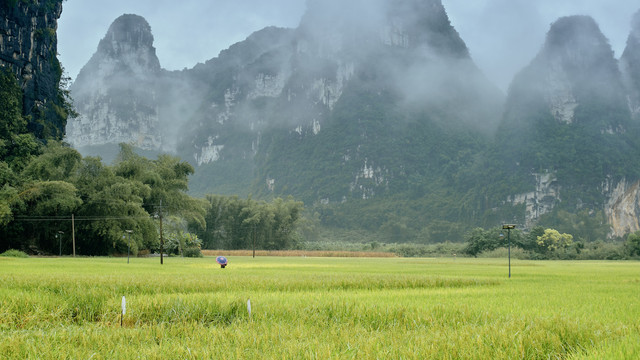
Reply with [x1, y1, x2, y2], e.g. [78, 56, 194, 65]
[0, 256, 638, 359]
[201, 249, 397, 258]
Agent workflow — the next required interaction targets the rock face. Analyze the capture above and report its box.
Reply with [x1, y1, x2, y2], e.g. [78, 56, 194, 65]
[604, 178, 640, 237]
[0, 0, 66, 139]
[66, 14, 162, 151]
[500, 15, 640, 234]
[620, 10, 640, 119]
[607, 10, 640, 236]
[508, 172, 561, 229]
[65, 3, 640, 237]
[506, 16, 626, 128]
[68, 0, 503, 200]
[182, 0, 504, 199]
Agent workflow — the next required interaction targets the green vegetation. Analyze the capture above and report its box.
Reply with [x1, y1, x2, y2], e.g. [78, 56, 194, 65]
[2, 0, 64, 11]
[4, 0, 640, 261]
[198, 195, 304, 250]
[0, 257, 638, 358]
[0, 104, 304, 256]
[462, 225, 637, 260]
[0, 143, 207, 256]
[625, 231, 640, 257]
[0, 68, 40, 174]
[1, 1, 73, 141]
[0, 249, 28, 257]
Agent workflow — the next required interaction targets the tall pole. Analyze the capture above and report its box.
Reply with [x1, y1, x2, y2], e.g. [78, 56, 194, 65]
[502, 224, 516, 279]
[72, 214, 76, 257]
[508, 228, 511, 278]
[125, 230, 132, 264]
[57, 231, 63, 256]
[159, 200, 164, 265]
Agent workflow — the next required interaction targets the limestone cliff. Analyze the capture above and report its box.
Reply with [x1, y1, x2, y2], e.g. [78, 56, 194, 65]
[500, 16, 640, 235]
[607, 10, 640, 236]
[506, 16, 625, 127]
[67, 2, 640, 236]
[69, 0, 503, 202]
[508, 172, 560, 229]
[603, 178, 640, 237]
[65, 14, 162, 151]
[620, 10, 640, 119]
[0, 0, 66, 139]
[183, 0, 504, 200]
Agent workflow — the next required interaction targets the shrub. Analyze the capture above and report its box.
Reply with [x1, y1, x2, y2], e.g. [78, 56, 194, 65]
[0, 249, 29, 258]
[183, 247, 203, 258]
[625, 231, 640, 257]
[387, 242, 465, 258]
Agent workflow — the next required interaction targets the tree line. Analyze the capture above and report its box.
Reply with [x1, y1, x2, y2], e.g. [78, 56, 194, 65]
[0, 68, 303, 256]
[463, 226, 640, 260]
[0, 140, 207, 256]
[197, 195, 303, 251]
[0, 141, 305, 256]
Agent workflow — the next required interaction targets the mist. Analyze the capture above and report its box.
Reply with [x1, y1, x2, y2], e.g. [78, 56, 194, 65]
[62, 0, 640, 163]
[444, 0, 638, 90]
[58, 0, 639, 93]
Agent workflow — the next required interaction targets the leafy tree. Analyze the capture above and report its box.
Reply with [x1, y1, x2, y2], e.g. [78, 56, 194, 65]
[625, 231, 640, 257]
[0, 183, 18, 227]
[198, 195, 303, 250]
[8, 180, 82, 253]
[70, 154, 157, 255]
[0, 141, 209, 255]
[463, 227, 499, 257]
[462, 226, 524, 257]
[518, 226, 546, 253]
[263, 197, 303, 249]
[536, 229, 574, 254]
[74, 174, 155, 256]
[164, 215, 202, 256]
[114, 144, 207, 231]
[21, 141, 81, 181]
[538, 209, 610, 243]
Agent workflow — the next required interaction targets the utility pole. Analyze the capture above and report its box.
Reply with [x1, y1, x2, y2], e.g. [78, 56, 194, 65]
[158, 200, 164, 265]
[125, 230, 133, 264]
[57, 231, 64, 256]
[72, 214, 76, 257]
[502, 224, 516, 278]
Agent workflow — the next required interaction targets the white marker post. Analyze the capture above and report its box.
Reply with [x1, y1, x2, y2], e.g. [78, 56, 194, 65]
[247, 299, 252, 319]
[121, 295, 126, 327]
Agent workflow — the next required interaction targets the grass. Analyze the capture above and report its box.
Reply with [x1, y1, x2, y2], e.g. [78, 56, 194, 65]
[0, 256, 638, 359]
[202, 249, 397, 257]
[0, 249, 29, 258]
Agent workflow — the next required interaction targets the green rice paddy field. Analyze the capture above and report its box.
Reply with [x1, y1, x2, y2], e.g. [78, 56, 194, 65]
[0, 256, 638, 359]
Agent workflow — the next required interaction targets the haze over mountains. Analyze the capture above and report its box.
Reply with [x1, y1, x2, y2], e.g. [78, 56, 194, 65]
[64, 0, 640, 238]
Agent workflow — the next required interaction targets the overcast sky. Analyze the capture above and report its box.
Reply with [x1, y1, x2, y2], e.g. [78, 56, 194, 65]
[57, 0, 639, 91]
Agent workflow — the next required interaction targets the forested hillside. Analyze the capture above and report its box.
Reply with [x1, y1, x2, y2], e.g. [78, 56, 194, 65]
[4, 1, 640, 257]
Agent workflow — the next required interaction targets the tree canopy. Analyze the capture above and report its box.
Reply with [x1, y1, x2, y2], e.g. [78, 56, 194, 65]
[0, 142, 207, 256]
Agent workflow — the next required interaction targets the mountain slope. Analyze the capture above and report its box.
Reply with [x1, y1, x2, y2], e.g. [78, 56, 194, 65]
[66, 14, 163, 156]
[0, 0, 69, 140]
[485, 16, 640, 235]
[620, 10, 640, 119]
[183, 0, 504, 203]
[64, 2, 640, 238]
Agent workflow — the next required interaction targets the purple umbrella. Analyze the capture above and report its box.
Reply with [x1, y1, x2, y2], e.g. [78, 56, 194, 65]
[216, 256, 228, 268]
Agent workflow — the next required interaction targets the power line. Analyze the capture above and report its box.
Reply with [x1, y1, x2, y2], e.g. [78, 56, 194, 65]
[13, 215, 153, 222]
